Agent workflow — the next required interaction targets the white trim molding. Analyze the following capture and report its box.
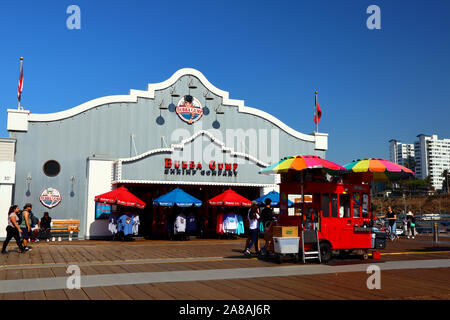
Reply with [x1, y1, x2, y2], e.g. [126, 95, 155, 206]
[113, 130, 271, 181]
[116, 129, 270, 165]
[112, 180, 276, 188]
[18, 68, 326, 146]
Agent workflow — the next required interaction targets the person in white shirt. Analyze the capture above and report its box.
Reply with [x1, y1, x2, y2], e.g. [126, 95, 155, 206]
[244, 201, 260, 255]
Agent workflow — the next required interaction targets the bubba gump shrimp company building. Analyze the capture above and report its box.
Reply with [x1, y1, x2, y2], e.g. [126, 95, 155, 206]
[0, 68, 328, 240]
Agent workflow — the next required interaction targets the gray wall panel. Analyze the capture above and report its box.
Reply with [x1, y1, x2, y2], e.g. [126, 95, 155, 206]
[11, 74, 325, 238]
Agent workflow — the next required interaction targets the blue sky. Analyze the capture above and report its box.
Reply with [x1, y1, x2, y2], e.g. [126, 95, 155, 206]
[0, 0, 449, 165]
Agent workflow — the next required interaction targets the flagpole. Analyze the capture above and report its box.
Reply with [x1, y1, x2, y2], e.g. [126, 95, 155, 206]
[18, 57, 23, 110]
[315, 91, 318, 133]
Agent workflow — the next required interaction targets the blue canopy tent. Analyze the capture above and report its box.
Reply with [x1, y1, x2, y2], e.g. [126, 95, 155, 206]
[254, 190, 293, 207]
[153, 188, 202, 207]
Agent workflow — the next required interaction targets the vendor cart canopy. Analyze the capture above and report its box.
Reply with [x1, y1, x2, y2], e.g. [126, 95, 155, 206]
[260, 155, 347, 175]
[343, 158, 414, 181]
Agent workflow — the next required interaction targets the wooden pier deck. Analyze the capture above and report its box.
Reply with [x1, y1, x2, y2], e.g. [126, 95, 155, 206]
[0, 235, 449, 300]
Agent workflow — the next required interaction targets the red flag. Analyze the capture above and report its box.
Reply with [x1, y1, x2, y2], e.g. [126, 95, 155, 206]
[17, 59, 23, 102]
[314, 99, 321, 124]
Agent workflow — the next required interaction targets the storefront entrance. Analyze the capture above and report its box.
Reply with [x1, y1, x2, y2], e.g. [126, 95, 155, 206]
[120, 184, 261, 239]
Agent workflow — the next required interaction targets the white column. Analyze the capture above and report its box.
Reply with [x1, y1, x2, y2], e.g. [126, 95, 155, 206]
[0, 161, 16, 239]
[85, 159, 114, 239]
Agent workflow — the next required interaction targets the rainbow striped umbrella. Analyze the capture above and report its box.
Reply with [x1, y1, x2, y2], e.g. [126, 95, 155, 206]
[261, 155, 347, 175]
[343, 158, 414, 181]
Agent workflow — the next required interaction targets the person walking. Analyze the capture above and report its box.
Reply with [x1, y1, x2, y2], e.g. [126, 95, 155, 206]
[1, 205, 28, 253]
[260, 198, 276, 255]
[19, 203, 33, 250]
[407, 212, 416, 239]
[244, 201, 260, 256]
[385, 206, 399, 242]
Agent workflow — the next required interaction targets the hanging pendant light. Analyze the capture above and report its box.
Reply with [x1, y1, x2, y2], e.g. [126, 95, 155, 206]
[170, 86, 180, 97]
[204, 90, 214, 100]
[188, 77, 197, 89]
[158, 99, 168, 110]
[215, 104, 224, 114]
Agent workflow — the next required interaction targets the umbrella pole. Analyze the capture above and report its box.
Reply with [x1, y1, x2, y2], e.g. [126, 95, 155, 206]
[301, 171, 305, 226]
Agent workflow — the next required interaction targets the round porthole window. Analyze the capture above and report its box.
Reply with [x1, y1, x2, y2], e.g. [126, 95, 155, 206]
[43, 160, 61, 177]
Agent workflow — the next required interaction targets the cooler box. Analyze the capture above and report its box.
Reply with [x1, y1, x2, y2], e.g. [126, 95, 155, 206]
[273, 226, 298, 238]
[273, 237, 300, 254]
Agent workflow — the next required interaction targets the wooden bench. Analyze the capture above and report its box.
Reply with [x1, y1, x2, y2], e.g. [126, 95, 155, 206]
[50, 219, 80, 241]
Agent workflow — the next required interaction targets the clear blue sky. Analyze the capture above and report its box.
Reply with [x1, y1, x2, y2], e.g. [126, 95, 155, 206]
[1, 0, 449, 165]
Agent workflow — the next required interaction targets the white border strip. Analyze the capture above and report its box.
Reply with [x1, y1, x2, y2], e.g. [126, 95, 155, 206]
[112, 180, 276, 188]
[27, 68, 315, 141]
[116, 130, 270, 167]
[113, 130, 271, 181]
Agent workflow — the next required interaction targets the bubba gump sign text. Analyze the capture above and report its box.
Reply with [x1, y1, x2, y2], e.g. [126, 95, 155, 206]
[164, 158, 238, 177]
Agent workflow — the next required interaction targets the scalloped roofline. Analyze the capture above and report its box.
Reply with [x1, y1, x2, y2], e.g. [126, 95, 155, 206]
[10, 68, 327, 142]
[115, 129, 270, 167]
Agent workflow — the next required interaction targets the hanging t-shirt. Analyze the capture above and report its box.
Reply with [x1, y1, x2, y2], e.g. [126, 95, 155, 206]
[108, 214, 119, 234]
[216, 213, 224, 234]
[186, 214, 197, 232]
[223, 214, 238, 233]
[117, 215, 134, 236]
[132, 215, 140, 235]
[174, 214, 186, 233]
[237, 215, 245, 235]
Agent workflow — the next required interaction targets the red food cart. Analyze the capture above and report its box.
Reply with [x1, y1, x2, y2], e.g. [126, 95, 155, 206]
[262, 156, 388, 263]
[277, 174, 385, 263]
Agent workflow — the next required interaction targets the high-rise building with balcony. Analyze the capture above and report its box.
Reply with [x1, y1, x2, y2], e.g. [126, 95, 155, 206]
[413, 134, 450, 190]
[389, 139, 415, 170]
[390, 135, 450, 190]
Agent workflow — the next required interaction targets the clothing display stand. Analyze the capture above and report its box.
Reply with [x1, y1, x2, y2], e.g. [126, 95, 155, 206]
[108, 206, 140, 241]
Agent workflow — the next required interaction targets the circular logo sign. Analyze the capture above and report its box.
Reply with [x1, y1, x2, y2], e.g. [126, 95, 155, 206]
[176, 96, 203, 124]
[40, 188, 62, 208]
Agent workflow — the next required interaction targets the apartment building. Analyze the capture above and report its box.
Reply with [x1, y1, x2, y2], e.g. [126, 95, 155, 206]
[390, 135, 450, 190]
[389, 139, 415, 169]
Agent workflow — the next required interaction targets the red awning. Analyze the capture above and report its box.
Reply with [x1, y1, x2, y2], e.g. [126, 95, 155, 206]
[94, 186, 146, 209]
[208, 189, 252, 207]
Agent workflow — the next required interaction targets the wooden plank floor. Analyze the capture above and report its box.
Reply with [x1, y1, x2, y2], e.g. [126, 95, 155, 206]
[36, 267, 449, 300]
[1, 236, 449, 300]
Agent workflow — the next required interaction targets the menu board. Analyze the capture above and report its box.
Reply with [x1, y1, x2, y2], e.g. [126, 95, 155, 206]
[287, 194, 312, 216]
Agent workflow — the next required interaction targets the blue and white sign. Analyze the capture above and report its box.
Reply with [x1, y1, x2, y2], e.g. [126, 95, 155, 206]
[175, 96, 203, 124]
[40, 187, 62, 208]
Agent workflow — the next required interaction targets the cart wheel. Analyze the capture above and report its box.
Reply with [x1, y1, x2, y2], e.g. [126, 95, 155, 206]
[320, 242, 332, 263]
[276, 254, 282, 264]
[362, 252, 369, 260]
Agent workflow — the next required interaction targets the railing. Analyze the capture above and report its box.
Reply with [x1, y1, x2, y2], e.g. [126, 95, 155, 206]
[373, 214, 450, 235]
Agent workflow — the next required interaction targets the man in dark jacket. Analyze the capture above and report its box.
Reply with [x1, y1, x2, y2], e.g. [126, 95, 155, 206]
[40, 212, 52, 241]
